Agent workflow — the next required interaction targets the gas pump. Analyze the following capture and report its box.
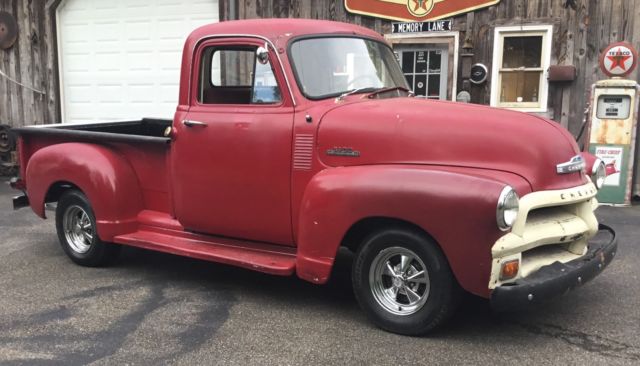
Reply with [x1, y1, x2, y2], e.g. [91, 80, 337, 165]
[586, 42, 639, 206]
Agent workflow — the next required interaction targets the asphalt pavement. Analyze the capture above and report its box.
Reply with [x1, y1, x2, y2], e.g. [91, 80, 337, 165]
[0, 179, 639, 365]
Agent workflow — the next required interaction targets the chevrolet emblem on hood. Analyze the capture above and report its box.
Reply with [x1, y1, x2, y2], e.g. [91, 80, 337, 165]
[556, 155, 585, 174]
[326, 147, 361, 157]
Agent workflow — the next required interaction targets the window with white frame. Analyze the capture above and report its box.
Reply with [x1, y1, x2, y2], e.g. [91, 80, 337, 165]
[490, 25, 552, 112]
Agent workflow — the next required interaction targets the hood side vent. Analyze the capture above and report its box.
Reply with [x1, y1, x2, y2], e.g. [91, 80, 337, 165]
[293, 134, 314, 171]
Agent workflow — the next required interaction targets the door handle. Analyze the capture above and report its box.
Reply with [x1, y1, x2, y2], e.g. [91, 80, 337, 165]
[182, 120, 208, 127]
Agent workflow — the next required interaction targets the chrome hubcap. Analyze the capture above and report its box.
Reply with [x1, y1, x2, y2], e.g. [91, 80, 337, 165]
[369, 247, 430, 316]
[63, 205, 94, 254]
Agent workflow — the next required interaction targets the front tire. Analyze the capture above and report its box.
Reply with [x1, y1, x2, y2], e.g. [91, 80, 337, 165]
[55, 190, 119, 267]
[352, 227, 460, 335]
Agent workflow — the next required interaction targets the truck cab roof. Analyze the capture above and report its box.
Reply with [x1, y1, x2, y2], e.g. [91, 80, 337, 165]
[185, 18, 384, 48]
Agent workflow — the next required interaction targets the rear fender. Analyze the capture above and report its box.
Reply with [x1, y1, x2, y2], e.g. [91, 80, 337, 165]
[296, 165, 527, 297]
[25, 143, 143, 241]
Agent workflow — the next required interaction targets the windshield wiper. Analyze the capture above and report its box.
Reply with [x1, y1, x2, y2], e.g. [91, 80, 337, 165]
[365, 86, 413, 98]
[335, 87, 379, 101]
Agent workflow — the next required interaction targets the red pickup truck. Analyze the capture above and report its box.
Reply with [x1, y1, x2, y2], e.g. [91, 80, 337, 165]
[10, 19, 616, 335]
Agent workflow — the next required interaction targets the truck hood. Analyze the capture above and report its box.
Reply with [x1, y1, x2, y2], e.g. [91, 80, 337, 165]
[316, 97, 588, 191]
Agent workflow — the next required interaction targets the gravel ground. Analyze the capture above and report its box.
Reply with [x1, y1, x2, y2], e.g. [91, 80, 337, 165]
[0, 179, 639, 365]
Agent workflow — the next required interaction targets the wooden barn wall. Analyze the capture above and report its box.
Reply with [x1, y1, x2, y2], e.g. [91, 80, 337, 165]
[0, 0, 60, 128]
[225, 0, 640, 142]
[0, 0, 638, 137]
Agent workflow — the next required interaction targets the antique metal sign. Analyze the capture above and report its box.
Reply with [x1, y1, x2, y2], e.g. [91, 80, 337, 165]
[391, 19, 452, 33]
[599, 42, 638, 78]
[345, 0, 501, 22]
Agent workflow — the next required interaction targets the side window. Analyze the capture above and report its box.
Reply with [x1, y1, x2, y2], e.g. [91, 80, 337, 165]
[210, 50, 254, 87]
[252, 58, 281, 104]
[199, 47, 282, 105]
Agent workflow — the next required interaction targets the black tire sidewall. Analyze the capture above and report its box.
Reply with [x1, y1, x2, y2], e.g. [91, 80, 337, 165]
[352, 228, 456, 335]
[55, 190, 109, 266]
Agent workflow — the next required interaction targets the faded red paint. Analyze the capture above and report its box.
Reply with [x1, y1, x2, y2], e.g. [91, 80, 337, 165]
[15, 19, 596, 298]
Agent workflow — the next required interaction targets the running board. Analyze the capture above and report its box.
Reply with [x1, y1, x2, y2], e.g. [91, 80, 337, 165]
[113, 230, 296, 276]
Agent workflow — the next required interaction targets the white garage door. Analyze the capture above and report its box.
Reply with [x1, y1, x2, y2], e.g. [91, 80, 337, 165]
[57, 0, 219, 123]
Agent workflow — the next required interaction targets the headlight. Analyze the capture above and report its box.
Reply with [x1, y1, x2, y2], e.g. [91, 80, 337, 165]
[497, 186, 519, 231]
[591, 159, 606, 190]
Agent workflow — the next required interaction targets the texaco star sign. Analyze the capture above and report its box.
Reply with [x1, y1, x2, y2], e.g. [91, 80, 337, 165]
[600, 42, 638, 78]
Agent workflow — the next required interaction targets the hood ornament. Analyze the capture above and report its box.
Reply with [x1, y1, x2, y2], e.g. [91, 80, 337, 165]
[556, 155, 585, 174]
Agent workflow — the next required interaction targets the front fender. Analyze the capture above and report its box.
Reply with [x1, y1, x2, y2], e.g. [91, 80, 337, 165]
[296, 165, 530, 297]
[25, 143, 143, 241]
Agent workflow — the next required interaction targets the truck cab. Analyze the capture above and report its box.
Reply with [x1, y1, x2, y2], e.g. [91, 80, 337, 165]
[11, 19, 617, 335]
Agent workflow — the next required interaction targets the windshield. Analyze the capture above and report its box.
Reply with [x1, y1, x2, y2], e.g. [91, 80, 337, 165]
[289, 37, 409, 99]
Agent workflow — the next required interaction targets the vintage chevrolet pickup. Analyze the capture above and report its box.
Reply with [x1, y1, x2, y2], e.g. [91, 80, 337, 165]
[10, 19, 617, 335]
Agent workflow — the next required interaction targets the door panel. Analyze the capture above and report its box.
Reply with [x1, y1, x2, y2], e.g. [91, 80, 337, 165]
[172, 107, 294, 245]
[171, 38, 294, 245]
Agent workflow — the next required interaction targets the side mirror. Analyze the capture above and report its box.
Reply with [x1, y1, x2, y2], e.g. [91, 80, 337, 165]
[256, 45, 269, 65]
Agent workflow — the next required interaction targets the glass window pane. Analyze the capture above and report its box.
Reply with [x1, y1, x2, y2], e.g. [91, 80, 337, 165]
[415, 75, 426, 95]
[502, 36, 542, 68]
[289, 37, 408, 98]
[201, 47, 283, 105]
[212, 49, 255, 86]
[596, 95, 632, 119]
[404, 75, 414, 90]
[499, 71, 541, 103]
[252, 59, 281, 104]
[429, 51, 441, 73]
[415, 51, 428, 73]
[402, 51, 414, 73]
[428, 75, 440, 98]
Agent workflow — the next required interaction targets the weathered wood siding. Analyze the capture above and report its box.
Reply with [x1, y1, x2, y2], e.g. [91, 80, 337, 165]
[224, 0, 640, 142]
[463, 0, 640, 140]
[1, 0, 639, 137]
[0, 0, 60, 127]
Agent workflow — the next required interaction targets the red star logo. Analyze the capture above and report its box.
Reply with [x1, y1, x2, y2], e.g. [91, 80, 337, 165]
[413, 0, 428, 11]
[606, 48, 632, 71]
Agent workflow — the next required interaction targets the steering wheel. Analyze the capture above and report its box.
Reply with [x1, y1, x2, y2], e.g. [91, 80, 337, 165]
[346, 75, 381, 90]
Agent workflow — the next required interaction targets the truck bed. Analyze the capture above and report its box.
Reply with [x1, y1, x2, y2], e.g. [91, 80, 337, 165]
[12, 118, 171, 145]
[13, 118, 173, 214]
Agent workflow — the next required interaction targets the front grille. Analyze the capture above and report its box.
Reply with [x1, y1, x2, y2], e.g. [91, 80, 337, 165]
[490, 183, 598, 288]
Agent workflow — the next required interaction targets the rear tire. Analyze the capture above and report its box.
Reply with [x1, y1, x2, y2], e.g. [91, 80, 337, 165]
[352, 227, 460, 335]
[55, 190, 120, 267]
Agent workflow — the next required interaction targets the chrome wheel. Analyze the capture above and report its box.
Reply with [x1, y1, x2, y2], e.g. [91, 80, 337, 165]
[369, 246, 430, 316]
[62, 205, 94, 254]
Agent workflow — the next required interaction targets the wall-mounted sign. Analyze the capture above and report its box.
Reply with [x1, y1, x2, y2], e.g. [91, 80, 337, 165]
[392, 20, 452, 33]
[470, 63, 488, 84]
[599, 42, 638, 78]
[345, 0, 501, 22]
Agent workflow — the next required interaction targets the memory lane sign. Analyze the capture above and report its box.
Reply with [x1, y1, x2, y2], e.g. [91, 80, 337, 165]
[392, 19, 453, 33]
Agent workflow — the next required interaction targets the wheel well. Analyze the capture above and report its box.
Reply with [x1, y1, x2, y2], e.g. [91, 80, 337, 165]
[44, 181, 81, 203]
[341, 217, 437, 253]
